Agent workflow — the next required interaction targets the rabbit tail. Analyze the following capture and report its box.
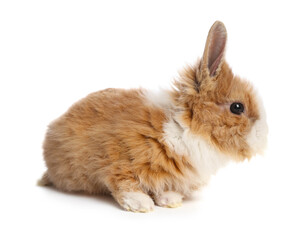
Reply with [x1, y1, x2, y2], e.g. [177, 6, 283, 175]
[37, 172, 53, 186]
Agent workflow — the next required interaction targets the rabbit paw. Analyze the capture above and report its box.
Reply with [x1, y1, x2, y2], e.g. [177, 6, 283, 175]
[121, 192, 154, 213]
[155, 191, 184, 208]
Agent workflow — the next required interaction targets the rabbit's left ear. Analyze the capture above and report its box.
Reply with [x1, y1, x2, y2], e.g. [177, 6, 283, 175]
[201, 21, 227, 77]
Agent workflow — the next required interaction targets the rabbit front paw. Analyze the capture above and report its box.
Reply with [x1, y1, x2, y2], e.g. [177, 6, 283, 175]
[120, 192, 154, 213]
[155, 191, 184, 208]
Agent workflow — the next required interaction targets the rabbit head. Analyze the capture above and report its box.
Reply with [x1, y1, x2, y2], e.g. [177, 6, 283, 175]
[173, 21, 268, 161]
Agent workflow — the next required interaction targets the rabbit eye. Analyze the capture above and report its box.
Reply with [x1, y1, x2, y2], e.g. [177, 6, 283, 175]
[230, 102, 244, 115]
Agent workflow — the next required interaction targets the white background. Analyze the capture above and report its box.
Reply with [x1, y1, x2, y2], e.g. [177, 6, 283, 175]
[0, 0, 301, 239]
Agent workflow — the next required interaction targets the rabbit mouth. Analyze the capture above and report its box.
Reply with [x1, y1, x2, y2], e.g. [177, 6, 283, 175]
[246, 118, 268, 155]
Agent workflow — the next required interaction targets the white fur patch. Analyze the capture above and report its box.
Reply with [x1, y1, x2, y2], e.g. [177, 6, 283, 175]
[143, 89, 174, 111]
[121, 192, 154, 213]
[163, 116, 230, 187]
[155, 191, 184, 208]
[246, 90, 268, 155]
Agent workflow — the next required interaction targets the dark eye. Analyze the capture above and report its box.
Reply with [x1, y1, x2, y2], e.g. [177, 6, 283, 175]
[230, 102, 244, 115]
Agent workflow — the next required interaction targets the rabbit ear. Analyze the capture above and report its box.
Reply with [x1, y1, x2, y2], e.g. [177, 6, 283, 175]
[202, 21, 227, 77]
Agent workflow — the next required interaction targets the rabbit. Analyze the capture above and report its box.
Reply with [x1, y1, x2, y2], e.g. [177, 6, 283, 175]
[40, 21, 268, 212]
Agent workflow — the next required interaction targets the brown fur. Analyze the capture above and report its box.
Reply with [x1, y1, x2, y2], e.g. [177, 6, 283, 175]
[43, 89, 197, 205]
[41, 21, 266, 212]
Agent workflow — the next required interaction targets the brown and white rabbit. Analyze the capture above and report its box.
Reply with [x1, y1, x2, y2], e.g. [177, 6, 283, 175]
[40, 21, 268, 212]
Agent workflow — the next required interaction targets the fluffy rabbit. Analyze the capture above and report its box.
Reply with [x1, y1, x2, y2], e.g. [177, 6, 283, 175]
[40, 21, 268, 212]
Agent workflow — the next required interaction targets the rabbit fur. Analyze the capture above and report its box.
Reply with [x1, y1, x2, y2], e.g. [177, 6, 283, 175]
[41, 21, 268, 212]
